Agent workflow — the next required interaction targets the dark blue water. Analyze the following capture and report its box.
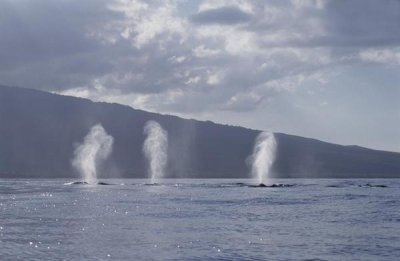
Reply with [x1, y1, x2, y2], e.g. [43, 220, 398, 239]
[1, 179, 399, 260]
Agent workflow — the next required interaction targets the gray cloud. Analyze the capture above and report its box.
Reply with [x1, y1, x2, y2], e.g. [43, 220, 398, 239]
[190, 6, 252, 25]
[0, 0, 120, 90]
[247, 0, 400, 48]
[1, 0, 398, 98]
[323, 0, 400, 47]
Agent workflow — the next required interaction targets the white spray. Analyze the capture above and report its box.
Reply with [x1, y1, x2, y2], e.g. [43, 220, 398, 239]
[72, 124, 113, 184]
[143, 121, 168, 184]
[249, 132, 277, 184]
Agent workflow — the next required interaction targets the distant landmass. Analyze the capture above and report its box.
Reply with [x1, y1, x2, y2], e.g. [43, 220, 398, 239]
[0, 85, 399, 178]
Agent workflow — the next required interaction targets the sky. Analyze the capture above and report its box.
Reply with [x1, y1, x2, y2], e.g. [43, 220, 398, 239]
[0, 0, 399, 152]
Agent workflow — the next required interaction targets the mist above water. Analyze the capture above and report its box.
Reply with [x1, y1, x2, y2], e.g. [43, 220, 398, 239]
[249, 132, 277, 184]
[143, 121, 168, 184]
[72, 124, 113, 184]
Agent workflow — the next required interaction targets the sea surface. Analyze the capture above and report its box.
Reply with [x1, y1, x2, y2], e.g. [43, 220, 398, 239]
[0, 179, 399, 261]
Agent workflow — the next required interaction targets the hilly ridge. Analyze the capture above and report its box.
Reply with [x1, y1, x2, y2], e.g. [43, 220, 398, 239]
[0, 85, 399, 178]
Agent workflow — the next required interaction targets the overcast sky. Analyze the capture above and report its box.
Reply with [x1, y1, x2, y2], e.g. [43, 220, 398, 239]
[1, 0, 399, 151]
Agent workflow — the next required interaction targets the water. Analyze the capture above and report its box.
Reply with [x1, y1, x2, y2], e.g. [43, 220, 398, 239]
[1, 179, 399, 260]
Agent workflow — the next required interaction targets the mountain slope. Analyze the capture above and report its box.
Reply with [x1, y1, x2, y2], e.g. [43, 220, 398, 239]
[0, 85, 399, 178]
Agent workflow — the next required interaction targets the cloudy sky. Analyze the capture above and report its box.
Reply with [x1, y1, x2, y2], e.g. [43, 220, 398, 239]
[1, 0, 399, 151]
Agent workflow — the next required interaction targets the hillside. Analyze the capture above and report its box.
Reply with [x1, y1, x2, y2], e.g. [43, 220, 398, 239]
[0, 85, 399, 178]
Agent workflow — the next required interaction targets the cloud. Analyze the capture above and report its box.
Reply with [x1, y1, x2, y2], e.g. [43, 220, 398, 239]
[0, 0, 399, 116]
[322, 0, 400, 47]
[359, 48, 400, 65]
[189, 6, 252, 25]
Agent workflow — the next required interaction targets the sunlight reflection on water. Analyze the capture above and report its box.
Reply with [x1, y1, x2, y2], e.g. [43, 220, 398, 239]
[0, 179, 399, 260]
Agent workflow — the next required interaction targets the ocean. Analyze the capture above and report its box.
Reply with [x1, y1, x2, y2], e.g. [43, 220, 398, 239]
[1, 179, 399, 260]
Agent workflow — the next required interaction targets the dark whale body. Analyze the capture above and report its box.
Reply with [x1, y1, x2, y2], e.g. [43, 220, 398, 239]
[66, 181, 113, 185]
[97, 182, 113, 185]
[249, 183, 294, 188]
[358, 183, 387, 188]
[327, 183, 387, 188]
[68, 181, 89, 185]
